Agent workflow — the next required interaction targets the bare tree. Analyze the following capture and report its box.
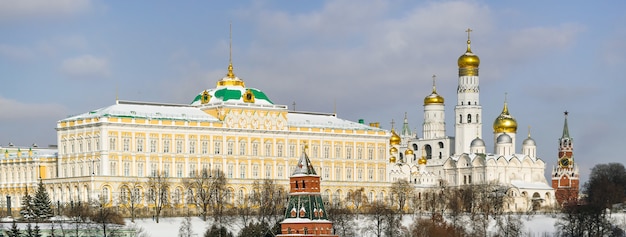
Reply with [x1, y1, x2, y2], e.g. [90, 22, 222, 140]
[92, 199, 125, 237]
[183, 168, 229, 222]
[147, 170, 171, 223]
[119, 179, 143, 223]
[390, 180, 414, 213]
[366, 201, 395, 237]
[346, 187, 368, 217]
[327, 203, 356, 237]
[251, 179, 287, 225]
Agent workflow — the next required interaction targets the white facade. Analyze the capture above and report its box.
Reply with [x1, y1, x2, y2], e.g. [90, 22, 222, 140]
[388, 34, 556, 211]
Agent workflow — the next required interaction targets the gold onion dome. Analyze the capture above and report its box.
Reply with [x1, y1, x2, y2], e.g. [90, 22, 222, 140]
[424, 75, 444, 105]
[457, 40, 480, 68]
[404, 149, 414, 156]
[389, 146, 398, 155]
[389, 156, 397, 163]
[493, 101, 518, 133]
[418, 156, 427, 165]
[390, 130, 401, 146]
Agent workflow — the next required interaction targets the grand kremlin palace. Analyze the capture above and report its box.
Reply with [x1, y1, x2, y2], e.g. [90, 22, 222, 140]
[0, 32, 559, 214]
[0, 61, 391, 214]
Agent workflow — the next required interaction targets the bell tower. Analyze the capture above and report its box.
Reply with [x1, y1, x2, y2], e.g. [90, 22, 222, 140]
[551, 111, 579, 206]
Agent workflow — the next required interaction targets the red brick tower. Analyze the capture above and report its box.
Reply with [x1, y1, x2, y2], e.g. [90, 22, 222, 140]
[277, 146, 338, 237]
[551, 111, 579, 206]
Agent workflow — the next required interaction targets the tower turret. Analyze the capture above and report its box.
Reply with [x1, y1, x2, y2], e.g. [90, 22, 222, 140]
[552, 111, 579, 206]
[455, 28, 482, 155]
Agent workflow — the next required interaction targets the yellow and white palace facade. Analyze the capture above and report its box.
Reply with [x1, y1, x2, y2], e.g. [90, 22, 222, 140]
[13, 62, 391, 214]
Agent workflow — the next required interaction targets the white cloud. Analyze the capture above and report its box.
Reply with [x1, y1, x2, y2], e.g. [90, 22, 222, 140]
[0, 96, 67, 120]
[0, 0, 91, 21]
[60, 54, 110, 79]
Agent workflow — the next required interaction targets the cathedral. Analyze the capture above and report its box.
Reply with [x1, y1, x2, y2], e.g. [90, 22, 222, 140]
[388, 29, 557, 211]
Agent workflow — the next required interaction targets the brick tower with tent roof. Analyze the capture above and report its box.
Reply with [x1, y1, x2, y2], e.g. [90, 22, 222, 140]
[277, 145, 338, 237]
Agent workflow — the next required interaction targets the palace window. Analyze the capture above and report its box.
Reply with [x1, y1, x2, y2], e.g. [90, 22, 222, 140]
[289, 143, 295, 157]
[109, 137, 116, 150]
[277, 143, 284, 157]
[150, 138, 157, 152]
[252, 164, 259, 178]
[137, 137, 144, 152]
[189, 164, 196, 177]
[265, 164, 272, 178]
[239, 164, 246, 179]
[176, 140, 183, 153]
[265, 142, 272, 157]
[239, 140, 247, 155]
[163, 163, 170, 177]
[214, 141, 221, 155]
[346, 146, 352, 159]
[123, 138, 130, 152]
[357, 146, 363, 159]
[176, 163, 183, 178]
[201, 141, 208, 154]
[368, 147, 374, 160]
[346, 168, 352, 180]
[110, 161, 117, 176]
[123, 162, 130, 176]
[277, 165, 284, 178]
[227, 141, 234, 155]
[335, 168, 341, 181]
[252, 142, 259, 156]
[163, 140, 170, 153]
[323, 144, 330, 158]
[137, 162, 144, 177]
[227, 164, 234, 178]
[189, 140, 195, 154]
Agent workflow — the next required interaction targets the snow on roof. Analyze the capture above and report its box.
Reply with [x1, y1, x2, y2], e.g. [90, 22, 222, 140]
[61, 100, 219, 122]
[510, 180, 553, 190]
[287, 112, 384, 131]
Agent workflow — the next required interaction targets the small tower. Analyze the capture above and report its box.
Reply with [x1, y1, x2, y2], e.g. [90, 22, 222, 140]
[551, 111, 579, 206]
[277, 146, 338, 237]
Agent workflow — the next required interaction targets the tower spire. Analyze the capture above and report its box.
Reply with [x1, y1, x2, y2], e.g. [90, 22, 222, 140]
[562, 111, 570, 138]
[432, 74, 437, 93]
[227, 22, 235, 78]
[465, 28, 473, 53]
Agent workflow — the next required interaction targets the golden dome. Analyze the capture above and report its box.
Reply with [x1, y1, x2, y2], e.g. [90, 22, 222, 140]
[389, 156, 397, 163]
[493, 101, 518, 133]
[418, 156, 427, 165]
[389, 146, 398, 155]
[404, 149, 414, 156]
[424, 91, 445, 105]
[457, 42, 480, 68]
[458, 28, 480, 76]
[424, 75, 444, 105]
[390, 129, 401, 146]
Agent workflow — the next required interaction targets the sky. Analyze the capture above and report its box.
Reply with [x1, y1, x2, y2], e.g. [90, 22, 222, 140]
[0, 0, 624, 184]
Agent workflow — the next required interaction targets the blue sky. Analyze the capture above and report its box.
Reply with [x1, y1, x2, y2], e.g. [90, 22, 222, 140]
[0, 0, 625, 184]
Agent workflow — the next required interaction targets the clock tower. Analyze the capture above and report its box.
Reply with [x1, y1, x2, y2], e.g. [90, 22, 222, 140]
[551, 111, 579, 206]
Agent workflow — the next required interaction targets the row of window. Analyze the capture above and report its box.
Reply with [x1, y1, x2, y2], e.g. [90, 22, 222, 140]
[95, 161, 385, 181]
[63, 136, 387, 161]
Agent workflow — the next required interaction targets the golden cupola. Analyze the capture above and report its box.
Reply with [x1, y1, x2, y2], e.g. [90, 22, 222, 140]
[389, 129, 401, 146]
[418, 156, 427, 165]
[458, 28, 480, 76]
[404, 148, 414, 156]
[424, 75, 444, 105]
[493, 100, 518, 133]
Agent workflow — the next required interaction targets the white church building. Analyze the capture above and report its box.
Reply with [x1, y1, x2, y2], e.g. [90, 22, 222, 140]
[388, 30, 556, 212]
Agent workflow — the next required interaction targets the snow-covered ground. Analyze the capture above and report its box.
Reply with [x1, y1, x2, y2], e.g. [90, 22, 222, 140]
[128, 214, 561, 237]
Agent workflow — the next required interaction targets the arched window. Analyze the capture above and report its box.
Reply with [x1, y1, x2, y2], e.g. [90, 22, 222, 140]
[102, 187, 110, 203]
[438, 142, 444, 149]
[468, 114, 472, 123]
[459, 115, 463, 123]
[424, 145, 432, 159]
[476, 114, 479, 123]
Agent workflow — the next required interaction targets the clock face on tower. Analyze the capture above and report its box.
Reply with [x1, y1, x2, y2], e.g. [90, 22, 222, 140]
[559, 158, 570, 167]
